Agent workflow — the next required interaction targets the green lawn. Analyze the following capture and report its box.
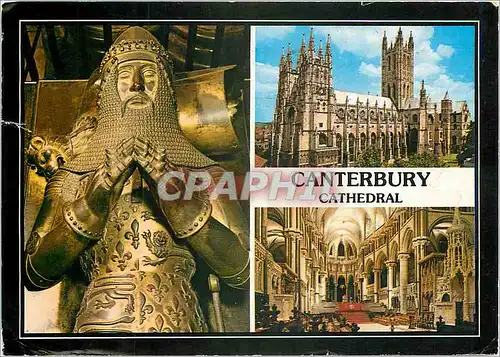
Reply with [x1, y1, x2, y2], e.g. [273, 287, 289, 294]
[440, 154, 459, 167]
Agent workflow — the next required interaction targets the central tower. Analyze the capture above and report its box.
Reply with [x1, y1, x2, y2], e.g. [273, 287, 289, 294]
[381, 28, 414, 109]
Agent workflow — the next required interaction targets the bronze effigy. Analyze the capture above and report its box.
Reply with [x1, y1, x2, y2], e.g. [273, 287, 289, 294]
[24, 26, 249, 333]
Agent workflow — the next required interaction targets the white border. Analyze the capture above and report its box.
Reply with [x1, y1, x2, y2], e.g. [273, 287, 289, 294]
[19, 19, 480, 339]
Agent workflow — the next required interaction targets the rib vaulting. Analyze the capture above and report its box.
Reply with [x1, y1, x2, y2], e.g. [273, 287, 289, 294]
[269, 28, 471, 167]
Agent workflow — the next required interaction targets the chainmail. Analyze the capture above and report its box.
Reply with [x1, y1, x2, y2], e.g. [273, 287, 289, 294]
[65, 63, 216, 173]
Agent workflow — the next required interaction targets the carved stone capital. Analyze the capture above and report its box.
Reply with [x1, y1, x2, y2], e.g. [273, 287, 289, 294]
[398, 252, 410, 261]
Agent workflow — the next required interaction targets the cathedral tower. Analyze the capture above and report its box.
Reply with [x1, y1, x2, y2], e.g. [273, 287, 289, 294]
[381, 28, 414, 109]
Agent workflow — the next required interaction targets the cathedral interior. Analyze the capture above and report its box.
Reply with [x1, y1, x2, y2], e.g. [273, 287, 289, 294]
[269, 29, 471, 167]
[255, 207, 476, 333]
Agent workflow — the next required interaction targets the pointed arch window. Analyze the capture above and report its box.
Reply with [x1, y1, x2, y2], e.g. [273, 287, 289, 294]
[338, 242, 345, 257]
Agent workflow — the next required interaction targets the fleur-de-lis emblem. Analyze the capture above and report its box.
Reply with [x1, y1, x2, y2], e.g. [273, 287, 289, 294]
[180, 280, 194, 304]
[166, 296, 186, 327]
[146, 273, 170, 303]
[111, 241, 132, 271]
[139, 292, 153, 325]
[109, 208, 130, 231]
[124, 219, 140, 249]
[148, 314, 173, 333]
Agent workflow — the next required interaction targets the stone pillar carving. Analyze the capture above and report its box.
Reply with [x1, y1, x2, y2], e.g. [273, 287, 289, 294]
[319, 271, 327, 302]
[412, 237, 428, 312]
[463, 276, 470, 321]
[399, 253, 410, 314]
[358, 277, 364, 302]
[373, 268, 381, 303]
[386, 261, 397, 308]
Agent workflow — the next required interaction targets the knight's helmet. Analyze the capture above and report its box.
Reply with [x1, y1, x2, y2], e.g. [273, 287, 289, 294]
[64, 26, 216, 173]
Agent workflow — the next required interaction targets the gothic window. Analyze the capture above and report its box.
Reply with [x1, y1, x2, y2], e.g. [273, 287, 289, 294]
[336, 134, 342, 148]
[381, 265, 388, 288]
[428, 114, 434, 124]
[347, 245, 353, 257]
[348, 133, 355, 155]
[337, 108, 345, 117]
[408, 253, 415, 283]
[329, 245, 334, 256]
[368, 267, 374, 285]
[370, 110, 376, 119]
[319, 132, 328, 146]
[442, 293, 450, 302]
[412, 114, 418, 124]
[360, 133, 367, 151]
[438, 237, 448, 254]
[360, 110, 366, 120]
[338, 242, 345, 257]
[370, 132, 377, 146]
[388, 56, 391, 69]
[336, 134, 343, 163]
[319, 123, 323, 128]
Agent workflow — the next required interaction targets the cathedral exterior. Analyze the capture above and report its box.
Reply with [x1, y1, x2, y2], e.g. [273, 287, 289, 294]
[268, 29, 471, 167]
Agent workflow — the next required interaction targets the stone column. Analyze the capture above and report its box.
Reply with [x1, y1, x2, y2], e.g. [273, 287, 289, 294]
[373, 269, 381, 303]
[463, 276, 469, 321]
[314, 269, 320, 305]
[399, 253, 410, 314]
[412, 238, 427, 313]
[359, 277, 364, 302]
[319, 272, 327, 302]
[386, 261, 397, 309]
[361, 273, 367, 301]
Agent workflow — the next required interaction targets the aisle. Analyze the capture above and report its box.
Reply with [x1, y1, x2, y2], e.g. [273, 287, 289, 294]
[357, 323, 432, 332]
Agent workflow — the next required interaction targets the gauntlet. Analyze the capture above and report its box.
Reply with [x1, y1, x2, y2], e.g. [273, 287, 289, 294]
[64, 137, 136, 240]
[135, 137, 213, 238]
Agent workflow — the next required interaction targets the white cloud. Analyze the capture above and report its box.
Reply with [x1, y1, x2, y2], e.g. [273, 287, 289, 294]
[437, 44, 455, 58]
[424, 74, 474, 105]
[255, 62, 280, 122]
[255, 62, 279, 93]
[315, 26, 434, 59]
[255, 26, 296, 41]
[359, 62, 380, 78]
[414, 61, 445, 79]
[337, 26, 464, 106]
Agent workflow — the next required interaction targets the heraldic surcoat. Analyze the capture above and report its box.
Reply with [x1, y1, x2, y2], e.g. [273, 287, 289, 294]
[72, 173, 208, 333]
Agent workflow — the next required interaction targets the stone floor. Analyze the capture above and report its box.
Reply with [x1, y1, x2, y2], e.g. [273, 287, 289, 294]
[357, 323, 433, 332]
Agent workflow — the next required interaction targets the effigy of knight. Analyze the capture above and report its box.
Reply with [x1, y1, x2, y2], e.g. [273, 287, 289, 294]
[24, 26, 249, 333]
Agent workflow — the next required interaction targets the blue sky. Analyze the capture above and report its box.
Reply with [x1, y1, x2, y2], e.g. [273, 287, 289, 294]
[255, 25, 475, 123]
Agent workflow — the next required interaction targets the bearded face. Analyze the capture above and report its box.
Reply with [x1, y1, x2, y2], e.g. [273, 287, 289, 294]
[116, 59, 159, 115]
[65, 53, 215, 172]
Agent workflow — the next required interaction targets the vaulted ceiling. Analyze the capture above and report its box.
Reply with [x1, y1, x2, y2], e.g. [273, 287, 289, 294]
[319, 208, 393, 254]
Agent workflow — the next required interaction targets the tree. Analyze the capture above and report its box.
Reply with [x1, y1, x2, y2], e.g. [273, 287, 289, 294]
[394, 152, 442, 168]
[457, 121, 475, 166]
[354, 145, 382, 167]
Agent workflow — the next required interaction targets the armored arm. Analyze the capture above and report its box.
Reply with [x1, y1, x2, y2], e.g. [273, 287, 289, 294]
[24, 171, 91, 291]
[185, 197, 250, 290]
[135, 150, 250, 289]
[25, 137, 137, 290]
